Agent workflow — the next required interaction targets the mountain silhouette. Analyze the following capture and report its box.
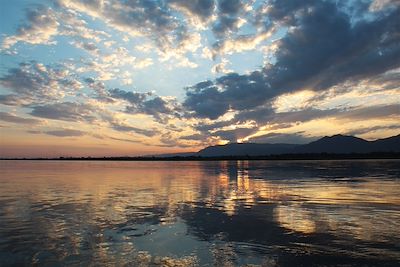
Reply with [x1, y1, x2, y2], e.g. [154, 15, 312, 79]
[195, 134, 400, 157]
[294, 134, 370, 153]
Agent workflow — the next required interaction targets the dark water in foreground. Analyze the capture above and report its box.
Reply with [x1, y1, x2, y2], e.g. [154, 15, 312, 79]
[0, 160, 399, 267]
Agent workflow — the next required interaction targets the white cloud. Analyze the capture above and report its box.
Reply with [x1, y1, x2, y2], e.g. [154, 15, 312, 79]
[135, 58, 154, 69]
[211, 58, 233, 74]
[213, 28, 276, 56]
[2, 8, 59, 49]
[369, 0, 400, 11]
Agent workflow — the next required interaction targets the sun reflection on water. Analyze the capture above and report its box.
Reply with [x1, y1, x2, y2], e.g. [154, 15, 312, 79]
[0, 160, 399, 266]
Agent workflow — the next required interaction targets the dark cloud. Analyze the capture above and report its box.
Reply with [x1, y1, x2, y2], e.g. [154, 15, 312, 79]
[30, 102, 95, 122]
[45, 129, 86, 137]
[239, 104, 400, 128]
[184, 71, 268, 119]
[169, 0, 215, 22]
[184, 1, 400, 121]
[335, 104, 400, 121]
[137, 97, 175, 121]
[180, 133, 206, 141]
[110, 0, 185, 48]
[211, 0, 250, 43]
[0, 112, 41, 124]
[261, 108, 339, 126]
[194, 119, 233, 133]
[111, 124, 159, 137]
[70, 40, 99, 54]
[218, 0, 242, 15]
[213, 127, 257, 143]
[264, 0, 316, 23]
[191, 103, 399, 144]
[84, 77, 95, 84]
[212, 15, 240, 38]
[0, 94, 30, 106]
[247, 132, 317, 144]
[109, 88, 150, 104]
[108, 88, 181, 123]
[368, 70, 400, 91]
[109, 136, 142, 144]
[346, 125, 400, 136]
[192, 107, 337, 143]
[157, 133, 193, 148]
[0, 61, 82, 105]
[193, 106, 336, 135]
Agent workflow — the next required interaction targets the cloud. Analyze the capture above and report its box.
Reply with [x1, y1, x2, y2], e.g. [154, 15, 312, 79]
[194, 119, 234, 133]
[189, 107, 338, 143]
[346, 124, 400, 136]
[369, 0, 400, 11]
[108, 88, 182, 123]
[194, 103, 400, 145]
[108, 136, 142, 144]
[335, 104, 400, 121]
[58, 0, 190, 52]
[218, 0, 243, 15]
[0, 112, 41, 124]
[75, 47, 152, 83]
[210, 0, 248, 40]
[58, 9, 110, 42]
[111, 124, 159, 137]
[211, 58, 232, 74]
[135, 58, 154, 69]
[212, 15, 242, 39]
[28, 128, 107, 138]
[257, 108, 338, 126]
[184, 1, 400, 120]
[1, 0, 398, 152]
[108, 88, 150, 104]
[30, 102, 95, 122]
[247, 132, 317, 144]
[184, 72, 270, 119]
[0, 94, 31, 106]
[137, 97, 179, 121]
[213, 127, 257, 143]
[1, 4, 110, 53]
[44, 129, 86, 137]
[1, 7, 59, 49]
[180, 133, 207, 141]
[0, 61, 82, 105]
[212, 29, 275, 56]
[69, 40, 99, 55]
[157, 132, 193, 148]
[169, 0, 215, 25]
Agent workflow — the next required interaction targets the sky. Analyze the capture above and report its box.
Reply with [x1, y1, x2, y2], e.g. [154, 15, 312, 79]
[0, 0, 399, 157]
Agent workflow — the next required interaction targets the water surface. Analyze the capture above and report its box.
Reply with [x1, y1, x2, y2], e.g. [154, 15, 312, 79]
[0, 160, 399, 266]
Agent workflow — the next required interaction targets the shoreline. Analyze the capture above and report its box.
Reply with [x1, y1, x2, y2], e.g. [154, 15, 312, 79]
[2, 153, 400, 161]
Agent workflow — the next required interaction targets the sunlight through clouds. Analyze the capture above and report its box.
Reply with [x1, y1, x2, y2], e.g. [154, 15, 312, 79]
[0, 0, 399, 156]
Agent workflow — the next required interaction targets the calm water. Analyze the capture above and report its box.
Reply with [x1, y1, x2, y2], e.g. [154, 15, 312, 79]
[0, 160, 399, 267]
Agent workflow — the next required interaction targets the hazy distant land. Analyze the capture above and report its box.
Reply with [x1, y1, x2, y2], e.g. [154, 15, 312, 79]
[3, 134, 400, 160]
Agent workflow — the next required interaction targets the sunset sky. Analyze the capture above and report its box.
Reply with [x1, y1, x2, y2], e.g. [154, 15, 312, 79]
[0, 0, 399, 157]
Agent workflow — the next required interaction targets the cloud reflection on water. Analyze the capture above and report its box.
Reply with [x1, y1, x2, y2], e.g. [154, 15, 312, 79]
[0, 160, 399, 266]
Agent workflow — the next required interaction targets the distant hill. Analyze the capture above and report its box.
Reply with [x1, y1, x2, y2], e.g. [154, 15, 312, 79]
[194, 134, 400, 157]
[294, 134, 370, 154]
[6, 134, 398, 160]
[371, 134, 400, 152]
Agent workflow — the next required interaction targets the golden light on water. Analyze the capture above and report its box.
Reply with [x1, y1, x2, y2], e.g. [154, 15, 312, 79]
[1, 160, 400, 265]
